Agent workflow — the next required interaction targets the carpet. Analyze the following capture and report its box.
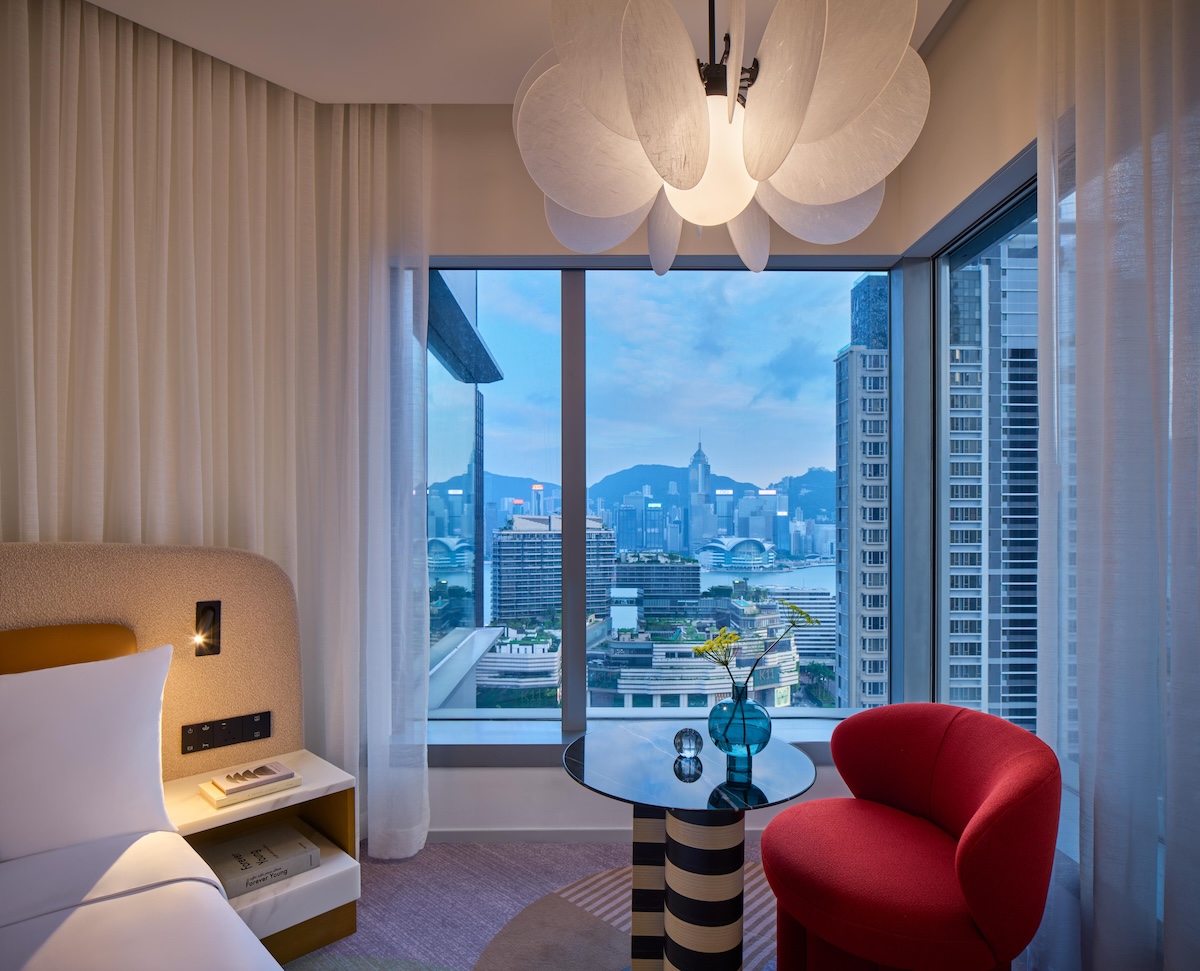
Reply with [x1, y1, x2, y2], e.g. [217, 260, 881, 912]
[285, 842, 633, 971]
[472, 863, 778, 971]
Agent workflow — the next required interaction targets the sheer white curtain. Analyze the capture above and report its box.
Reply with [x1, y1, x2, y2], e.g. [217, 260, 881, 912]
[0, 0, 431, 857]
[1034, 0, 1199, 967]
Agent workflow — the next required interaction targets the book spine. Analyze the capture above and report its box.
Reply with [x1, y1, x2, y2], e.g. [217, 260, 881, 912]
[224, 849, 319, 898]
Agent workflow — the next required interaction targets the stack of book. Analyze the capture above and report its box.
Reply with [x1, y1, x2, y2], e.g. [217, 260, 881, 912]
[198, 760, 301, 808]
[195, 822, 321, 898]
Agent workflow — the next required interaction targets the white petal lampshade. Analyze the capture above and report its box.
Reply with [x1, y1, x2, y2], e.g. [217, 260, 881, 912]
[663, 97, 758, 227]
[544, 195, 655, 253]
[756, 178, 885, 244]
[768, 47, 929, 206]
[621, 0, 710, 190]
[513, 0, 930, 272]
[551, 0, 638, 139]
[726, 198, 771, 272]
[512, 48, 559, 142]
[516, 63, 663, 218]
[741, 0, 827, 182]
[647, 187, 683, 275]
[796, 0, 916, 143]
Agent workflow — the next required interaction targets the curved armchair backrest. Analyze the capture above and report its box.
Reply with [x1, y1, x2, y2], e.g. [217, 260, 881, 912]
[831, 703, 1062, 961]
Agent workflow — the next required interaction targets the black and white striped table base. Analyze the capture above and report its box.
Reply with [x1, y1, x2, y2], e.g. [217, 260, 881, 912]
[631, 805, 667, 971]
[630, 804, 746, 971]
[665, 808, 745, 971]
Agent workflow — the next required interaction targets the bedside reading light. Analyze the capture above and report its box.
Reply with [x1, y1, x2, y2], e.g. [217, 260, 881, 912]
[194, 600, 221, 657]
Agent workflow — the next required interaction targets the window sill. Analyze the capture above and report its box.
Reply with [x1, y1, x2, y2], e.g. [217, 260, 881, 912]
[427, 711, 848, 768]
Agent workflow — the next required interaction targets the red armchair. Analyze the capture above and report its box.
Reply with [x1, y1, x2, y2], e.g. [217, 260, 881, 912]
[762, 703, 1061, 971]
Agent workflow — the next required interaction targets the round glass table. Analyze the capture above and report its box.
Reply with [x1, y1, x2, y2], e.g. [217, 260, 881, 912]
[563, 720, 816, 971]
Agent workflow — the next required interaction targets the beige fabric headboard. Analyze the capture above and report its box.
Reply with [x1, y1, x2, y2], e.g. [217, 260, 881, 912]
[0, 543, 303, 780]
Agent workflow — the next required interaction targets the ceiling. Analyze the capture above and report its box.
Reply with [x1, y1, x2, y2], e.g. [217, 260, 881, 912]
[88, 0, 957, 105]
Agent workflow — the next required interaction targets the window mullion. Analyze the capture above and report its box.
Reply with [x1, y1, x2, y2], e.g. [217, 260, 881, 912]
[561, 270, 587, 732]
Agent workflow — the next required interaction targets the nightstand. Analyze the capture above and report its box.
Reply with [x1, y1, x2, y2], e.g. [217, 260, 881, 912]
[164, 749, 360, 964]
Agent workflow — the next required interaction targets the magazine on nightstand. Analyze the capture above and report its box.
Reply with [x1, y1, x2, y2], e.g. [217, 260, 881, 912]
[195, 822, 321, 898]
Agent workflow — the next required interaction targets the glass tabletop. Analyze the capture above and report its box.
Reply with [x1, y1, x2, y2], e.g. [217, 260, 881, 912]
[562, 720, 817, 812]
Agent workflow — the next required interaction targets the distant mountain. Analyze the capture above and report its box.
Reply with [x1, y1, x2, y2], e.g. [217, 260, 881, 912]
[588, 465, 836, 522]
[429, 464, 836, 523]
[769, 468, 836, 522]
[587, 464, 757, 511]
[430, 471, 563, 509]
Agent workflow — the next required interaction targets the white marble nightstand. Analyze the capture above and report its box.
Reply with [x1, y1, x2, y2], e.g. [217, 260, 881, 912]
[164, 749, 359, 964]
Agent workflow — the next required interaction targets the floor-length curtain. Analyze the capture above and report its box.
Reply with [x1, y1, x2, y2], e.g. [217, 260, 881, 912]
[1034, 0, 1199, 967]
[0, 0, 431, 857]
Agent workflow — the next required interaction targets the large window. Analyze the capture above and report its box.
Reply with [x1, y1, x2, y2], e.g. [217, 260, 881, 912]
[584, 270, 889, 715]
[428, 268, 892, 721]
[427, 271, 562, 714]
[936, 191, 1039, 731]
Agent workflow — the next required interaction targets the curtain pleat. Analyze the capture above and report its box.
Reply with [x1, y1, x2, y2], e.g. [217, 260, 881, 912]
[1035, 0, 1200, 967]
[0, 0, 431, 857]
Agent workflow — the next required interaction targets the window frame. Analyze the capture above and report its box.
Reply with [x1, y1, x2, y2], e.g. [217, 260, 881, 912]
[426, 142, 1037, 767]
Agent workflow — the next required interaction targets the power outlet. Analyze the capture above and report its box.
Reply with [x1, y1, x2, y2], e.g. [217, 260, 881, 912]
[213, 718, 243, 747]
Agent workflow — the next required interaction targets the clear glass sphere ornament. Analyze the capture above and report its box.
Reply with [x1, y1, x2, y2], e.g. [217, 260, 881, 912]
[674, 755, 704, 783]
[674, 727, 704, 759]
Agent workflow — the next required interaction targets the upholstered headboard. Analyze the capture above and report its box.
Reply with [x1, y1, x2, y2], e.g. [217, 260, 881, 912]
[0, 543, 303, 780]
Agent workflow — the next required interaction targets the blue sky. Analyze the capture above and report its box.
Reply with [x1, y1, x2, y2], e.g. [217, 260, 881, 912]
[429, 269, 870, 487]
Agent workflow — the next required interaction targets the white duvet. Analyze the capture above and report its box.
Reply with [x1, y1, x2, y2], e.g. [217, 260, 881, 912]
[0, 831, 282, 971]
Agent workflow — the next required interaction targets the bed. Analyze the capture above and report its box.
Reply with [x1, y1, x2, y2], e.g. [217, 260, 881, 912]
[0, 831, 282, 971]
[0, 543, 313, 971]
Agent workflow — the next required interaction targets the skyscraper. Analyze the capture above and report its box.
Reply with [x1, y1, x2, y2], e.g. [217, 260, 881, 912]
[491, 514, 616, 624]
[943, 228, 1038, 731]
[835, 274, 891, 708]
[688, 439, 711, 500]
[612, 552, 701, 621]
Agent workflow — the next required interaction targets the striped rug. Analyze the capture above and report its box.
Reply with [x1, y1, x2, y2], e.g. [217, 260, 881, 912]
[556, 863, 777, 971]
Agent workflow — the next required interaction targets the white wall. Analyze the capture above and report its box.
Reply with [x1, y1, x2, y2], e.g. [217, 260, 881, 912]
[428, 763, 852, 842]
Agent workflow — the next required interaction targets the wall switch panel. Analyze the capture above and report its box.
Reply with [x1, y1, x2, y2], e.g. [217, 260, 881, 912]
[181, 710, 271, 754]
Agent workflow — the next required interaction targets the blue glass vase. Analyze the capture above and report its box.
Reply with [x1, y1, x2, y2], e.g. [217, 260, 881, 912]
[708, 683, 772, 759]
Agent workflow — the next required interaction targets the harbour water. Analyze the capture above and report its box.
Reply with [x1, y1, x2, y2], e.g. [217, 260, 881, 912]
[433, 562, 837, 626]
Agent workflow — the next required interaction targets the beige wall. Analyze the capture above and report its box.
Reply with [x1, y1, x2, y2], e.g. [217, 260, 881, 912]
[429, 0, 1037, 261]
[892, 0, 1038, 247]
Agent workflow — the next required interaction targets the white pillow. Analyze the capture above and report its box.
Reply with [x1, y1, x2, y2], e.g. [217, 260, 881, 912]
[0, 643, 177, 862]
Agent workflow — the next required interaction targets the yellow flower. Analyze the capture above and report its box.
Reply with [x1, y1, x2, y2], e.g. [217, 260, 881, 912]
[694, 627, 740, 668]
[694, 604, 819, 693]
[778, 599, 819, 629]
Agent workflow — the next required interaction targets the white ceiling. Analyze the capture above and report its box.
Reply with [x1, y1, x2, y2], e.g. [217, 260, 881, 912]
[88, 0, 956, 105]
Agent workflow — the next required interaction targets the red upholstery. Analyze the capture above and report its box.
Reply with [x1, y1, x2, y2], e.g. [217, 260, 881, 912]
[762, 704, 1061, 971]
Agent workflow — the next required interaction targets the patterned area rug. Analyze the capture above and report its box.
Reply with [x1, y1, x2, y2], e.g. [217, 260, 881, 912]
[473, 863, 778, 971]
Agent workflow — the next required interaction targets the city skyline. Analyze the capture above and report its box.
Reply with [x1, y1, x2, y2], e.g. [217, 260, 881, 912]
[450, 269, 868, 487]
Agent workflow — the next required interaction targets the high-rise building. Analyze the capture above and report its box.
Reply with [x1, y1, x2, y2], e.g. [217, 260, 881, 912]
[483, 501, 498, 559]
[615, 503, 640, 553]
[835, 274, 891, 708]
[643, 501, 666, 550]
[714, 489, 735, 536]
[612, 551, 701, 620]
[688, 440, 711, 501]
[943, 230, 1039, 731]
[491, 514, 616, 624]
[770, 587, 838, 671]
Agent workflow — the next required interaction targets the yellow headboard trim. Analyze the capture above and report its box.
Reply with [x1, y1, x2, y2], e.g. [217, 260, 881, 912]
[0, 623, 138, 675]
